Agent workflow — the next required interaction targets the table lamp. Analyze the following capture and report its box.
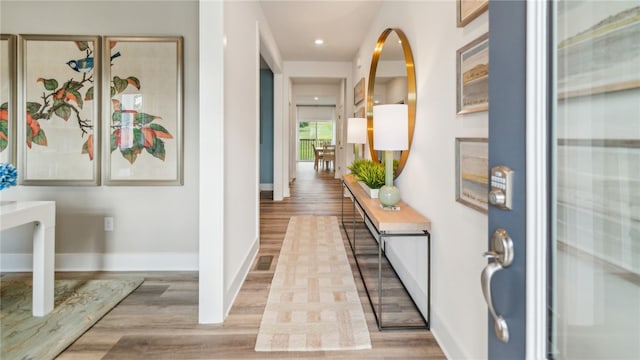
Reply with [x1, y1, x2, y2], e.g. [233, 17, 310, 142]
[347, 117, 367, 161]
[373, 104, 408, 207]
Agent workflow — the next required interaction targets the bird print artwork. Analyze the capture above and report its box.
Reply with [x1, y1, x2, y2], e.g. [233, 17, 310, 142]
[26, 40, 98, 160]
[67, 52, 121, 73]
[26, 38, 174, 165]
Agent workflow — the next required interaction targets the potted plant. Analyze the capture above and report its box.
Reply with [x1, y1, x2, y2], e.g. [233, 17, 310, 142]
[348, 160, 385, 198]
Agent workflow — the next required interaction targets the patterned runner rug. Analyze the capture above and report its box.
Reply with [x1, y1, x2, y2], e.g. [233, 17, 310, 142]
[255, 215, 371, 352]
[1, 277, 143, 360]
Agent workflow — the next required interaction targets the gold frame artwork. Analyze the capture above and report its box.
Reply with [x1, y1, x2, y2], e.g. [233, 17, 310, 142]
[457, 0, 489, 27]
[1, 34, 17, 166]
[456, 33, 489, 115]
[455, 137, 488, 214]
[19, 34, 102, 186]
[354, 77, 365, 105]
[103, 36, 184, 186]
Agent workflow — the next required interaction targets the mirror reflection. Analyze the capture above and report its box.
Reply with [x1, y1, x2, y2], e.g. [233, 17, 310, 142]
[366, 28, 416, 178]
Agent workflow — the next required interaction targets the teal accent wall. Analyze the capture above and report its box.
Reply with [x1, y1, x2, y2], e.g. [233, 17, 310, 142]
[260, 68, 274, 184]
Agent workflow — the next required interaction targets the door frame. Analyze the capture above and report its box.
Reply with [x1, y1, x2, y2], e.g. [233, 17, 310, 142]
[487, 0, 551, 358]
[525, 0, 550, 358]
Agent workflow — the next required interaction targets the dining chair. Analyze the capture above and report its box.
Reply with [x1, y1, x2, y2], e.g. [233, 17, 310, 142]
[312, 144, 323, 171]
[323, 144, 336, 171]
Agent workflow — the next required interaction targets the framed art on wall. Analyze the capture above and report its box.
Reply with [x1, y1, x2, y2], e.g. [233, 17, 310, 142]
[457, 0, 489, 27]
[456, 33, 489, 115]
[103, 36, 183, 185]
[19, 35, 101, 185]
[1, 34, 16, 166]
[354, 77, 365, 105]
[455, 137, 488, 213]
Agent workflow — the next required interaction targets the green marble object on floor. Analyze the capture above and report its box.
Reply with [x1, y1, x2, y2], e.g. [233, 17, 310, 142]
[1, 277, 143, 360]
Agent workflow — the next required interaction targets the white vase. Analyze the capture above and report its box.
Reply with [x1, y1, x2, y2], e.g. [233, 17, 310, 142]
[358, 181, 379, 198]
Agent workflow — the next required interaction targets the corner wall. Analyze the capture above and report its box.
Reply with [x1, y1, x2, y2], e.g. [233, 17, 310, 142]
[354, 2, 489, 358]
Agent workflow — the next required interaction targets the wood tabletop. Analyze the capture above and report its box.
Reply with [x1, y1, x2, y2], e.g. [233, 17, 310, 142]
[343, 174, 431, 233]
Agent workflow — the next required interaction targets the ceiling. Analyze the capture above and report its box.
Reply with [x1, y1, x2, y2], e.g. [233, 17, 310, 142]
[259, 0, 382, 62]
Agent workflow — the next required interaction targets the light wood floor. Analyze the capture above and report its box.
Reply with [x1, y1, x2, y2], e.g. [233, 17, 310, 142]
[44, 163, 446, 359]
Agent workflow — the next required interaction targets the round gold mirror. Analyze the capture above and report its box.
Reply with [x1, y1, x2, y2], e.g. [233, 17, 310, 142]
[366, 28, 416, 178]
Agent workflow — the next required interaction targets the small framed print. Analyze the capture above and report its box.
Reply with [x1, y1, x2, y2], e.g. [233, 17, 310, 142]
[19, 35, 101, 185]
[457, 0, 488, 28]
[1, 34, 17, 166]
[354, 77, 365, 105]
[104, 36, 183, 185]
[456, 33, 489, 115]
[455, 137, 488, 213]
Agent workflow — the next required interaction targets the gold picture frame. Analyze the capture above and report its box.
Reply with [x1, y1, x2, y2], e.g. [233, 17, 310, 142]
[1, 34, 17, 166]
[19, 34, 102, 185]
[456, 33, 489, 115]
[455, 137, 488, 214]
[354, 77, 365, 105]
[103, 36, 184, 185]
[457, 0, 489, 27]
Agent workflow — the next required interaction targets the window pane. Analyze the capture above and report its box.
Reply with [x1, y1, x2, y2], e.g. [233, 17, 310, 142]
[552, 1, 640, 359]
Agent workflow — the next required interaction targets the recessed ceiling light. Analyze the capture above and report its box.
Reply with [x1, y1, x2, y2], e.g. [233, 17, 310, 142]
[314, 39, 324, 45]
[314, 96, 319, 100]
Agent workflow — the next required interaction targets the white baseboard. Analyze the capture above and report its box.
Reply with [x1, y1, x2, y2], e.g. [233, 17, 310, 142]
[0, 252, 198, 272]
[224, 236, 259, 317]
[430, 309, 473, 360]
[260, 183, 274, 191]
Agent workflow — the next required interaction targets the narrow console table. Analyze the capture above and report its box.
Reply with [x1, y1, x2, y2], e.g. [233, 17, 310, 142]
[0, 201, 56, 316]
[341, 174, 431, 330]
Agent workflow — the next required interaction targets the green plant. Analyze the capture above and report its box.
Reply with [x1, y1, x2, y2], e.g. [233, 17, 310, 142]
[347, 159, 368, 177]
[349, 159, 385, 189]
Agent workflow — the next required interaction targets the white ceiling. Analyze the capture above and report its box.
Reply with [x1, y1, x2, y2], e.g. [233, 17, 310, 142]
[259, 0, 382, 62]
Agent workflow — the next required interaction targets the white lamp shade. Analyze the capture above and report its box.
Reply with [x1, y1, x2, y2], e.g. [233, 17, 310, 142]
[347, 117, 367, 144]
[373, 104, 408, 150]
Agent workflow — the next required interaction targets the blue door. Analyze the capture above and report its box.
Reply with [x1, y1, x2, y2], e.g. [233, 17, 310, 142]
[486, 1, 527, 358]
[487, 0, 640, 358]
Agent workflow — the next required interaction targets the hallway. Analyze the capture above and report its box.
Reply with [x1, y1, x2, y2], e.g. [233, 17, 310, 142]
[51, 162, 446, 358]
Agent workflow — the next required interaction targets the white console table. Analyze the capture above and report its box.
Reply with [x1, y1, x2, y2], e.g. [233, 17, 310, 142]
[1, 201, 56, 316]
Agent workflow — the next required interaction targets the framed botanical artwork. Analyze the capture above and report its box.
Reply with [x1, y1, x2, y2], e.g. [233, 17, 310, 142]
[456, 33, 489, 115]
[103, 36, 183, 185]
[354, 77, 365, 105]
[19, 35, 101, 185]
[455, 137, 488, 213]
[457, 0, 489, 27]
[1, 34, 17, 166]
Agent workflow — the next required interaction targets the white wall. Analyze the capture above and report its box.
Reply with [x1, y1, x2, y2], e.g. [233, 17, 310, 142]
[354, 2, 489, 359]
[221, 0, 282, 314]
[0, 1, 200, 271]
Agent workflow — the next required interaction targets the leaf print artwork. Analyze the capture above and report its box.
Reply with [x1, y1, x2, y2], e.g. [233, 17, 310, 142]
[109, 41, 174, 165]
[0, 103, 8, 152]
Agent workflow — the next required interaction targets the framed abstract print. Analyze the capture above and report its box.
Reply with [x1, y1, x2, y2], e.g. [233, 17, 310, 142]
[456, 33, 489, 115]
[457, 0, 488, 27]
[455, 137, 488, 213]
[104, 36, 183, 185]
[19, 35, 101, 185]
[354, 77, 365, 105]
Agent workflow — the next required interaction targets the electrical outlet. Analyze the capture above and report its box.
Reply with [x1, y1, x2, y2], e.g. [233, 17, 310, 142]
[104, 217, 114, 232]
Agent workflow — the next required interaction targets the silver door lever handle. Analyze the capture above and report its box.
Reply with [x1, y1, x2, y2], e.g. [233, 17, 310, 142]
[480, 228, 514, 343]
[481, 261, 509, 343]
